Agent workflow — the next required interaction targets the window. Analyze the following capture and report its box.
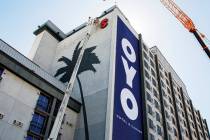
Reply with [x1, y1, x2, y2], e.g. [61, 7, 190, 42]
[53, 100, 61, 116]
[164, 71, 168, 77]
[169, 97, 172, 104]
[147, 92, 153, 102]
[145, 70, 150, 80]
[29, 113, 46, 134]
[166, 79, 169, 85]
[149, 119, 155, 130]
[154, 100, 159, 110]
[0, 67, 4, 79]
[167, 87, 171, 94]
[164, 99, 168, 108]
[149, 52, 154, 59]
[172, 117, 175, 125]
[170, 107, 174, 114]
[143, 51, 149, 60]
[145, 81, 151, 90]
[152, 78, 157, 87]
[159, 63, 163, 70]
[144, 60, 149, 70]
[148, 105, 153, 115]
[157, 125, 162, 135]
[162, 89, 167, 97]
[174, 128, 178, 136]
[153, 88, 158, 98]
[156, 112, 160, 122]
[167, 122, 172, 131]
[26, 135, 40, 140]
[37, 94, 50, 112]
[185, 130, 189, 137]
[159, 71, 164, 78]
[150, 60, 155, 68]
[143, 44, 148, 52]
[151, 69, 156, 77]
[161, 80, 166, 88]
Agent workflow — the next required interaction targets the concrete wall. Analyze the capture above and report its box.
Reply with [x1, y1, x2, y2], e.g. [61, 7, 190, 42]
[59, 108, 78, 140]
[0, 69, 40, 140]
[28, 30, 59, 72]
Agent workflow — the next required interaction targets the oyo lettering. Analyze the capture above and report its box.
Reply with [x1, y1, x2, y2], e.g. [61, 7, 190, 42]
[120, 38, 138, 121]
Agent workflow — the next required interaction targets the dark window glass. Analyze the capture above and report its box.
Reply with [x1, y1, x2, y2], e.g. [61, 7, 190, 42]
[156, 112, 160, 122]
[29, 113, 46, 134]
[26, 135, 40, 140]
[148, 105, 153, 115]
[157, 125, 162, 135]
[150, 60, 155, 68]
[172, 117, 176, 125]
[149, 119, 154, 130]
[151, 69, 156, 77]
[149, 52, 154, 59]
[167, 87, 171, 94]
[164, 71, 168, 77]
[147, 92, 152, 102]
[153, 88, 158, 98]
[145, 81, 151, 91]
[37, 94, 50, 112]
[144, 70, 150, 80]
[161, 80, 166, 88]
[152, 78, 157, 87]
[0, 67, 4, 77]
[154, 100, 159, 110]
[53, 100, 61, 116]
[143, 51, 149, 60]
[159, 63, 163, 70]
[143, 44, 148, 52]
[174, 128, 178, 136]
[144, 60, 149, 70]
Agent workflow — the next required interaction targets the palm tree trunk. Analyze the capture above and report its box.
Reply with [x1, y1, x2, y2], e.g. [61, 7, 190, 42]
[76, 76, 89, 140]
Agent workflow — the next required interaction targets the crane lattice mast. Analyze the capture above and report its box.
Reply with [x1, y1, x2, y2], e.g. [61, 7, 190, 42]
[160, 0, 210, 59]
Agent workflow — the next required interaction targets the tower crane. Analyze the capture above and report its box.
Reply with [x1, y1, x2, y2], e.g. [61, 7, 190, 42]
[160, 0, 210, 59]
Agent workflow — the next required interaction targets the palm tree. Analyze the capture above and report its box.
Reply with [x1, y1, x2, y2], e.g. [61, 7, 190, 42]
[54, 41, 100, 140]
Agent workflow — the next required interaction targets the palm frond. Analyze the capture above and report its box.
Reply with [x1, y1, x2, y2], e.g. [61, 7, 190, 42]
[58, 56, 73, 66]
[54, 66, 68, 77]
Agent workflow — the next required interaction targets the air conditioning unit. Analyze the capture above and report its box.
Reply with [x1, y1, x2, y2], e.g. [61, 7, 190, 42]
[13, 120, 23, 128]
[0, 113, 4, 119]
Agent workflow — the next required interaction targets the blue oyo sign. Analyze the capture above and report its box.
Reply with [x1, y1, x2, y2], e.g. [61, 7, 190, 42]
[112, 17, 143, 140]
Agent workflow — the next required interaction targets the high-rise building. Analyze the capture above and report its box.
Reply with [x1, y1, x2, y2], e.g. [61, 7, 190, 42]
[0, 6, 209, 140]
[142, 45, 210, 140]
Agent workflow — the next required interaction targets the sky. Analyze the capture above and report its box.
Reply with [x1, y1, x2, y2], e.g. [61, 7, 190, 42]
[0, 0, 210, 128]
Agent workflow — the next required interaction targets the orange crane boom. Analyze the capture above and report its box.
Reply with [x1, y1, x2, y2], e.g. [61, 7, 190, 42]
[160, 0, 210, 59]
